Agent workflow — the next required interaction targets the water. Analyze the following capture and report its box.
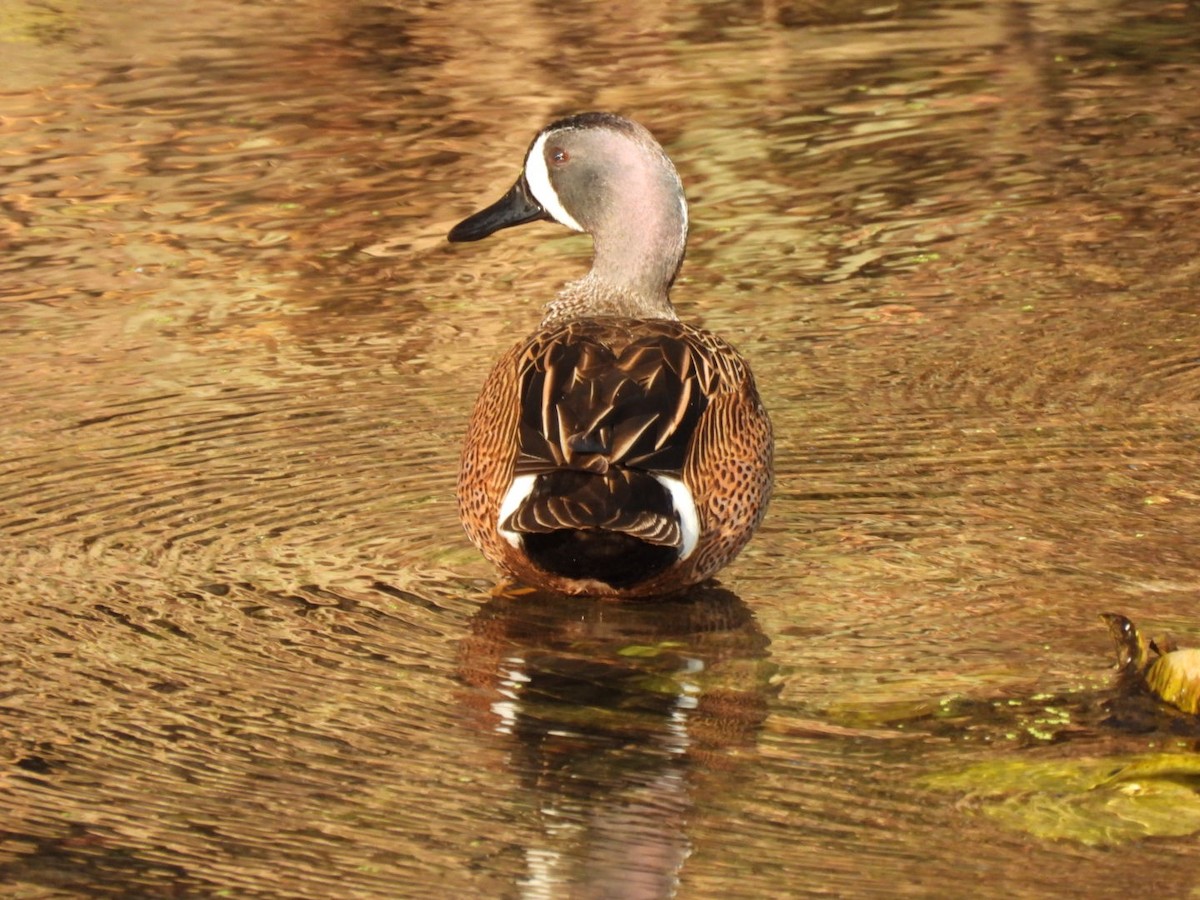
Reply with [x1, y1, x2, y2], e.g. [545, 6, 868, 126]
[3, 0, 1200, 896]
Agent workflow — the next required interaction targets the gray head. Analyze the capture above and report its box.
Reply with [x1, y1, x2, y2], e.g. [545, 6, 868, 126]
[448, 113, 689, 316]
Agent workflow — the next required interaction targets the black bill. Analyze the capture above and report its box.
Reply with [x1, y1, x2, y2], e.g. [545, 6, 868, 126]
[447, 175, 548, 242]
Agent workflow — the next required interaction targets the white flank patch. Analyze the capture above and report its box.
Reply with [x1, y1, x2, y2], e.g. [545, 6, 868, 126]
[497, 474, 538, 547]
[524, 132, 584, 232]
[655, 474, 700, 560]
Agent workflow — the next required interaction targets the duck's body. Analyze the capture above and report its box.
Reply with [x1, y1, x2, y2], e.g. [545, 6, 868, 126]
[449, 113, 772, 598]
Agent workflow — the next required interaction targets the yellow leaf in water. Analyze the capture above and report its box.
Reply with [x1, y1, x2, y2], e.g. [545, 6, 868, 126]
[1146, 648, 1200, 715]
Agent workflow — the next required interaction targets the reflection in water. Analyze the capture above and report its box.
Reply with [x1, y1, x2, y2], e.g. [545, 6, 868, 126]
[458, 585, 773, 899]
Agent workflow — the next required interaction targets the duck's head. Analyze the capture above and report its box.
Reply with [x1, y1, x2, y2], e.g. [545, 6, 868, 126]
[448, 112, 689, 304]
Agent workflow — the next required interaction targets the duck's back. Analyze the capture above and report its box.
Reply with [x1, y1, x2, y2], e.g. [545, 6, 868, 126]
[458, 317, 771, 597]
[517, 318, 738, 474]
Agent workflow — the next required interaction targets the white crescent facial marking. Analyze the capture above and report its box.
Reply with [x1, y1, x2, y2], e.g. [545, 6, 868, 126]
[497, 474, 537, 547]
[655, 474, 700, 560]
[524, 132, 585, 233]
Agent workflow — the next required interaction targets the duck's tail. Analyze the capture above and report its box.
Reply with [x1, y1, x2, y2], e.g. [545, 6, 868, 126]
[499, 468, 697, 589]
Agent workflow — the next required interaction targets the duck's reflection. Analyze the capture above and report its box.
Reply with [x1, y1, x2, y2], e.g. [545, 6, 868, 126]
[458, 583, 775, 899]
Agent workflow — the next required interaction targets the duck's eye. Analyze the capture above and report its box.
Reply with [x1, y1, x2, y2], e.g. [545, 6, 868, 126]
[550, 147, 570, 166]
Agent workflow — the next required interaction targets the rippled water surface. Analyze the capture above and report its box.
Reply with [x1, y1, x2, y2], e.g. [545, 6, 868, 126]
[4, 0, 1200, 896]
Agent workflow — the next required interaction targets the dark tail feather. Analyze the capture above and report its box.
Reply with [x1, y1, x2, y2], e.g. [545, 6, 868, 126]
[503, 470, 682, 587]
[503, 470, 681, 547]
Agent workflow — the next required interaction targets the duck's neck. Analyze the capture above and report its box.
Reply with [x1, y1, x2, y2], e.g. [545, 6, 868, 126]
[542, 190, 687, 326]
[542, 274, 677, 326]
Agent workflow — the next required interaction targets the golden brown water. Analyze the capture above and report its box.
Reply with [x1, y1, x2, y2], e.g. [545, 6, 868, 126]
[3, 1, 1200, 896]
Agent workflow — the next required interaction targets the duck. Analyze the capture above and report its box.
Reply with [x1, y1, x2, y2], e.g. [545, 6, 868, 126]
[448, 112, 773, 598]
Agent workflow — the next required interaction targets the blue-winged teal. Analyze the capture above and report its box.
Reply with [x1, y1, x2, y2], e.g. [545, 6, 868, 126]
[448, 112, 772, 598]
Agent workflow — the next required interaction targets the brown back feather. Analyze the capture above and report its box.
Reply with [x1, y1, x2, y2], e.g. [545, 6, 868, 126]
[513, 318, 728, 478]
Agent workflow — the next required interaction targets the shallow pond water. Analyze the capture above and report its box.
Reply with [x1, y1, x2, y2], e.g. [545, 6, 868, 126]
[3, 0, 1200, 896]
